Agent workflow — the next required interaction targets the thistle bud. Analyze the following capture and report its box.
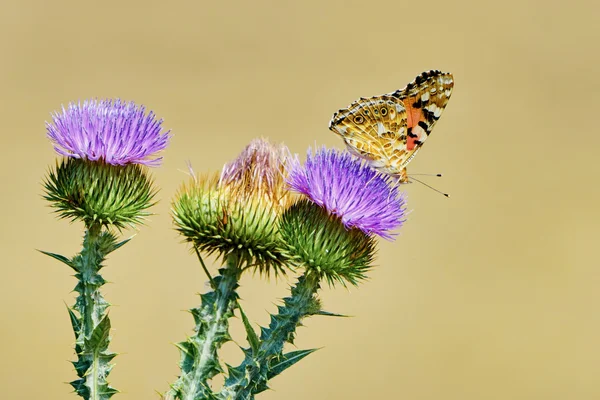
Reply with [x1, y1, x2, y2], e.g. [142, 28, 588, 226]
[172, 139, 294, 275]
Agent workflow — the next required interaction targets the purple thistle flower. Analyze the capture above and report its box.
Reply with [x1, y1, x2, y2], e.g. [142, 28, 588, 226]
[287, 147, 406, 239]
[46, 99, 171, 166]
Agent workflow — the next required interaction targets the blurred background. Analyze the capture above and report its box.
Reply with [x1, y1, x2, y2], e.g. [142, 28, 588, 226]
[1, 0, 599, 399]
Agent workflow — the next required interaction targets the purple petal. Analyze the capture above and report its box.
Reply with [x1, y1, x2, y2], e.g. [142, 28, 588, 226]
[287, 147, 407, 239]
[46, 99, 171, 166]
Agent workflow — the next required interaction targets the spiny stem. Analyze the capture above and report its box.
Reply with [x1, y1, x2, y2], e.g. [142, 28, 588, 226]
[219, 272, 321, 400]
[43, 223, 119, 399]
[74, 223, 117, 400]
[191, 256, 238, 396]
[169, 253, 242, 400]
[80, 224, 104, 336]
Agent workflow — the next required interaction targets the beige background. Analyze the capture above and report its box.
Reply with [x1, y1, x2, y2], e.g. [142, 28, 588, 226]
[1, 0, 599, 399]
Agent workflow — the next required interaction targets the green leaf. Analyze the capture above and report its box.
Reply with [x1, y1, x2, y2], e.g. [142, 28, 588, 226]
[238, 303, 260, 355]
[85, 315, 111, 351]
[107, 237, 132, 254]
[67, 306, 81, 339]
[267, 348, 318, 380]
[225, 363, 245, 382]
[253, 349, 318, 395]
[98, 385, 118, 398]
[72, 358, 91, 378]
[174, 341, 197, 373]
[253, 380, 270, 396]
[315, 310, 349, 317]
[70, 379, 89, 397]
[39, 250, 76, 271]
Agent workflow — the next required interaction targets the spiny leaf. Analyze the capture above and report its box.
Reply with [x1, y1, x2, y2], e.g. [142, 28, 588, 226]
[107, 236, 132, 254]
[252, 349, 318, 395]
[72, 358, 91, 378]
[238, 303, 260, 355]
[267, 348, 318, 379]
[39, 250, 77, 271]
[98, 386, 118, 398]
[175, 341, 197, 373]
[315, 310, 349, 317]
[174, 340, 196, 357]
[85, 315, 111, 351]
[225, 363, 245, 382]
[67, 306, 81, 339]
[70, 379, 89, 397]
[99, 352, 118, 364]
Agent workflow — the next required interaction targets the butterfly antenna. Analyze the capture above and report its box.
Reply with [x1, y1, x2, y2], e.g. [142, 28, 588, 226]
[408, 176, 449, 198]
[409, 173, 443, 177]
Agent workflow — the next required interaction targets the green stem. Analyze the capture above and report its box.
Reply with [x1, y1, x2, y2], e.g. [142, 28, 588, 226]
[219, 272, 321, 400]
[169, 253, 242, 400]
[80, 224, 106, 335]
[54, 223, 119, 400]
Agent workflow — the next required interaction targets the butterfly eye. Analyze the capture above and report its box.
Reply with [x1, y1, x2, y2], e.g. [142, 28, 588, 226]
[354, 115, 364, 124]
[380, 107, 388, 116]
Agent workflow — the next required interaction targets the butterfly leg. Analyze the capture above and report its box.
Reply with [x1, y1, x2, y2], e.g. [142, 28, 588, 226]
[398, 168, 410, 184]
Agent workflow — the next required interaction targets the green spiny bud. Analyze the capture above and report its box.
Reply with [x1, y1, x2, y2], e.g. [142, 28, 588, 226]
[43, 158, 156, 228]
[173, 139, 295, 275]
[172, 175, 292, 275]
[279, 199, 376, 286]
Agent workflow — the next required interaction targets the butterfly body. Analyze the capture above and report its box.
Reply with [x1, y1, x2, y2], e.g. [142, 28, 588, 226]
[329, 70, 453, 183]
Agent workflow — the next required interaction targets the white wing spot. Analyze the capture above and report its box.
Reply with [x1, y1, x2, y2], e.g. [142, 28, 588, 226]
[412, 124, 427, 140]
[421, 92, 430, 102]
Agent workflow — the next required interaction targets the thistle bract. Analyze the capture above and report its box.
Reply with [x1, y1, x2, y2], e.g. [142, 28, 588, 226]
[46, 99, 170, 166]
[172, 139, 294, 275]
[280, 199, 376, 286]
[287, 147, 407, 239]
[44, 158, 156, 228]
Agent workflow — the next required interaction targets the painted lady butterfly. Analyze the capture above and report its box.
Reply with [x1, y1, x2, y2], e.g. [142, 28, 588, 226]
[329, 70, 454, 183]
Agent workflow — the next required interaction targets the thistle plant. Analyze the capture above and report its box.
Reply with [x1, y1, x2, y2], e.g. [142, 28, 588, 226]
[170, 143, 406, 400]
[169, 139, 294, 400]
[39, 100, 408, 399]
[41, 99, 171, 399]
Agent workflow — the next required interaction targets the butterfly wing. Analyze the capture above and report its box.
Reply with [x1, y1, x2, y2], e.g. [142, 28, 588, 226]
[329, 70, 453, 181]
[391, 70, 454, 164]
[329, 95, 409, 176]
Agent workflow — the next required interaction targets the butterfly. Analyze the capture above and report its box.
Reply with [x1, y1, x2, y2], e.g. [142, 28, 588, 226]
[329, 70, 454, 183]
